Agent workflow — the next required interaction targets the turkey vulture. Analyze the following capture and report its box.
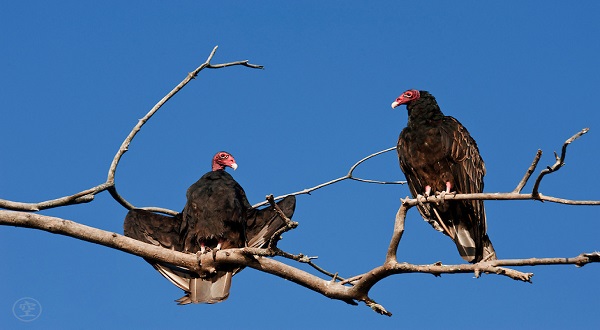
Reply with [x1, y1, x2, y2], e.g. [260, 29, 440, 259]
[124, 151, 296, 304]
[392, 90, 495, 263]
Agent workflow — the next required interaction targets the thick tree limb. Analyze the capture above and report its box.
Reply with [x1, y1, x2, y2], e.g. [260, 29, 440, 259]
[0, 210, 200, 271]
[2, 201, 598, 316]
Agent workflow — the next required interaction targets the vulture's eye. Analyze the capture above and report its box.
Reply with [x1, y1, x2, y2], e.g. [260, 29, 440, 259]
[220, 154, 228, 159]
[404, 93, 412, 98]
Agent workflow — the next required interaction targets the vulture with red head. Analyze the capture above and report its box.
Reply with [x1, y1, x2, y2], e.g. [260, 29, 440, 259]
[124, 151, 296, 304]
[392, 90, 495, 263]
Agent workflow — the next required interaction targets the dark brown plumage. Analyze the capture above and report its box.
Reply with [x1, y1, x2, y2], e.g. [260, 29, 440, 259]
[124, 151, 296, 304]
[392, 90, 495, 263]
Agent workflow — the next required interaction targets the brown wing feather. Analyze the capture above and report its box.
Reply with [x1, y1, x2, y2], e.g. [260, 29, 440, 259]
[246, 196, 296, 248]
[124, 209, 182, 251]
[443, 117, 487, 239]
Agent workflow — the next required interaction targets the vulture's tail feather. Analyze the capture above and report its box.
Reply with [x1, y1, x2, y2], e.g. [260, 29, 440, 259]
[176, 272, 232, 305]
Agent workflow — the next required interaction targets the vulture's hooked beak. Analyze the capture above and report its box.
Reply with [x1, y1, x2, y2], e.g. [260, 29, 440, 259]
[230, 163, 238, 171]
[391, 101, 400, 109]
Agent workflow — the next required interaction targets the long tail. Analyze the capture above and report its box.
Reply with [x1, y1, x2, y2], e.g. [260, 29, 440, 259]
[453, 226, 496, 263]
[480, 234, 496, 262]
[428, 204, 496, 263]
[175, 272, 232, 305]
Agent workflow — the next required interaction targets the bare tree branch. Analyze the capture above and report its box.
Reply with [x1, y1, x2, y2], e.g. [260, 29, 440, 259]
[2, 190, 598, 316]
[387, 198, 533, 282]
[0, 210, 201, 271]
[400, 191, 600, 206]
[253, 147, 406, 208]
[346, 146, 406, 184]
[107, 45, 264, 211]
[532, 128, 589, 197]
[1, 44, 597, 317]
[0, 183, 108, 211]
[266, 194, 298, 249]
[386, 202, 410, 263]
[513, 149, 542, 193]
[0, 46, 262, 215]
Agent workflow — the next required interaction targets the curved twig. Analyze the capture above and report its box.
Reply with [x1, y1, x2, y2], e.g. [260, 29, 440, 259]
[253, 147, 406, 208]
[532, 128, 589, 197]
[107, 46, 264, 211]
[266, 194, 298, 249]
[0, 47, 263, 214]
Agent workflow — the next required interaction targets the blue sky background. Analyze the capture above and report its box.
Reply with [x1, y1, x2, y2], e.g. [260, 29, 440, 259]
[1, 1, 599, 329]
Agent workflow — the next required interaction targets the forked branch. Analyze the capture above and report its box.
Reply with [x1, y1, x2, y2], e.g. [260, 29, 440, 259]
[266, 194, 298, 249]
[531, 128, 589, 197]
[253, 147, 406, 208]
[0, 46, 597, 317]
[107, 46, 263, 212]
[0, 46, 262, 215]
[2, 209, 597, 317]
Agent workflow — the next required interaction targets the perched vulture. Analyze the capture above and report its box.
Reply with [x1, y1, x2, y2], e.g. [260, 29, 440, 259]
[124, 151, 296, 304]
[392, 90, 495, 263]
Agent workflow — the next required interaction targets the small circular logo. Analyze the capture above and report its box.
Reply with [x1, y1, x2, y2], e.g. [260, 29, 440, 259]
[12, 297, 42, 322]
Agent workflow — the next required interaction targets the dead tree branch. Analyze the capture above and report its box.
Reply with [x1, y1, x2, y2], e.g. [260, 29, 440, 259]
[532, 128, 589, 197]
[107, 45, 263, 212]
[253, 147, 407, 208]
[513, 149, 542, 193]
[2, 208, 597, 317]
[1, 43, 597, 317]
[266, 194, 298, 249]
[0, 46, 262, 215]
[0, 182, 111, 212]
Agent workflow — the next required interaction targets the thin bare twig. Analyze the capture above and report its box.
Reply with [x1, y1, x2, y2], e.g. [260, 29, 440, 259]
[338, 275, 363, 286]
[513, 149, 542, 193]
[208, 60, 263, 69]
[0, 182, 112, 212]
[532, 128, 589, 197]
[245, 242, 347, 282]
[347, 147, 406, 185]
[266, 194, 298, 249]
[241, 247, 312, 263]
[307, 259, 348, 282]
[253, 147, 406, 208]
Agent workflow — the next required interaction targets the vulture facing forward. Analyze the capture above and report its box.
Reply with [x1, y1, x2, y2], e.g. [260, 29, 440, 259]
[392, 90, 495, 263]
[124, 151, 296, 304]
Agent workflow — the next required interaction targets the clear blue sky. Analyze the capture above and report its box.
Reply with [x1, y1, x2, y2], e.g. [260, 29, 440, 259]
[1, 1, 599, 329]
